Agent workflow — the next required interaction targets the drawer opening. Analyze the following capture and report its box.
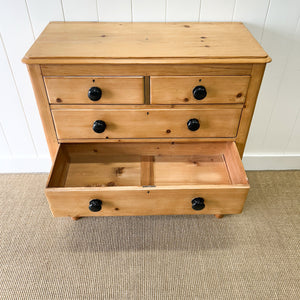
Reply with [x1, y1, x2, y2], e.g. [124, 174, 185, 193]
[46, 142, 249, 217]
[47, 142, 248, 189]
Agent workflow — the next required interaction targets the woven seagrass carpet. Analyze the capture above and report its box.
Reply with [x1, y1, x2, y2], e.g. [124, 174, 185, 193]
[0, 171, 299, 299]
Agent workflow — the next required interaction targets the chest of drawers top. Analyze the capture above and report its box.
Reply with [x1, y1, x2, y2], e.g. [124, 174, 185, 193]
[23, 22, 270, 65]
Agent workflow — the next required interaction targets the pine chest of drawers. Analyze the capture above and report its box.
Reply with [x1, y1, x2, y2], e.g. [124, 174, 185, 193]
[23, 22, 270, 220]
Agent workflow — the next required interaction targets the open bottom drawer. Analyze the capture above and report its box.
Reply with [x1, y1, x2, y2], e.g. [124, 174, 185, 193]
[46, 142, 249, 217]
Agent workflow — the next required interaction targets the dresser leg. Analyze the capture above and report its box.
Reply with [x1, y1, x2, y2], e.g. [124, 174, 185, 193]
[71, 217, 80, 221]
[214, 214, 224, 219]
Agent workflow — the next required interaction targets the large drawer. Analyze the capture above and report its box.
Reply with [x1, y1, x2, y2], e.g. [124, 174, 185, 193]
[44, 76, 144, 104]
[51, 106, 242, 139]
[150, 76, 250, 104]
[46, 142, 249, 217]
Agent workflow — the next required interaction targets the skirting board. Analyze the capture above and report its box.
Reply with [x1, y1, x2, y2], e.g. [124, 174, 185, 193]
[242, 155, 300, 170]
[0, 157, 52, 173]
[0, 155, 300, 173]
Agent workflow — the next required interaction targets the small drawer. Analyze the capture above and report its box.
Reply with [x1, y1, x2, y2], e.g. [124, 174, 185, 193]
[44, 76, 144, 104]
[46, 142, 249, 217]
[150, 76, 250, 104]
[51, 106, 242, 140]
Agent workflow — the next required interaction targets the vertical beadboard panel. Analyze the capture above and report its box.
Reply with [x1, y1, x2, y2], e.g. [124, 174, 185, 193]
[62, 0, 99, 21]
[285, 110, 300, 154]
[200, 0, 236, 21]
[232, 0, 270, 42]
[0, 0, 48, 157]
[166, 0, 201, 22]
[98, 0, 132, 22]
[260, 16, 300, 153]
[132, 0, 166, 22]
[245, 0, 300, 155]
[26, 0, 64, 38]
[0, 36, 36, 156]
[0, 124, 11, 157]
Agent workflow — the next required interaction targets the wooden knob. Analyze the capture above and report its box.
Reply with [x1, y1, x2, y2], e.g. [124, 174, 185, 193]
[93, 120, 106, 133]
[191, 197, 205, 210]
[89, 199, 102, 212]
[187, 118, 200, 131]
[88, 86, 102, 101]
[193, 86, 207, 100]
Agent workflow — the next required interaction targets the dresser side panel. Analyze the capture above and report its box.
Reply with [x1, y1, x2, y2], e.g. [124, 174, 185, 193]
[27, 64, 58, 161]
[236, 63, 266, 157]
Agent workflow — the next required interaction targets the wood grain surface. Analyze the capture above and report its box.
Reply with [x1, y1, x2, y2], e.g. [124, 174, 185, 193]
[45, 76, 144, 104]
[150, 75, 250, 104]
[23, 22, 270, 64]
[51, 107, 242, 139]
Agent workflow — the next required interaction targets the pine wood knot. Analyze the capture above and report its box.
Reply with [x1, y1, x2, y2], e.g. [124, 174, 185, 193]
[115, 167, 125, 176]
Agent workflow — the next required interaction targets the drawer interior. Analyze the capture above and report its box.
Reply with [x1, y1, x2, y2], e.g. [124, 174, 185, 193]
[47, 142, 248, 189]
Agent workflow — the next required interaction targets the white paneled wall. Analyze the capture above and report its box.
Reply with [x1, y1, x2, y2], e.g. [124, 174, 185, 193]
[0, 0, 299, 172]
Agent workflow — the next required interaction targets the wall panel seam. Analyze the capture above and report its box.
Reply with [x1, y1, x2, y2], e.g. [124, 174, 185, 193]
[198, 0, 202, 22]
[165, 0, 167, 23]
[95, 0, 100, 22]
[284, 99, 300, 154]
[259, 0, 271, 43]
[0, 122, 12, 156]
[60, 0, 66, 22]
[131, 0, 134, 21]
[231, 0, 237, 22]
[24, 0, 36, 40]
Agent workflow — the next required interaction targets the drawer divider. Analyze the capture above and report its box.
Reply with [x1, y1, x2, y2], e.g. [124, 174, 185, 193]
[144, 76, 150, 104]
[141, 156, 155, 186]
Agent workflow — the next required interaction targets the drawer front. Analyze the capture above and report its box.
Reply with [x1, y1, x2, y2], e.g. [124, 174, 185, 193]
[51, 107, 242, 139]
[150, 76, 250, 104]
[44, 76, 144, 104]
[46, 188, 248, 217]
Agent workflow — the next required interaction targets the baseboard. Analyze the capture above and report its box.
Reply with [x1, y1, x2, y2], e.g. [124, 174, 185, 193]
[0, 157, 51, 173]
[0, 155, 299, 173]
[242, 155, 300, 170]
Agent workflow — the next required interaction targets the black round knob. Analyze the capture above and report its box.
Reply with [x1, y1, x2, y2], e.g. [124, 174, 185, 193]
[89, 199, 102, 212]
[191, 197, 205, 211]
[93, 120, 106, 133]
[193, 86, 207, 100]
[88, 87, 102, 101]
[187, 118, 200, 131]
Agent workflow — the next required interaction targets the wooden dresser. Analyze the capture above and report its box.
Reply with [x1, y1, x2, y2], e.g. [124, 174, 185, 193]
[23, 22, 270, 220]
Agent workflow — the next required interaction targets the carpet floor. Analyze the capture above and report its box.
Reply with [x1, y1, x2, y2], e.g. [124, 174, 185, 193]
[0, 171, 299, 299]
